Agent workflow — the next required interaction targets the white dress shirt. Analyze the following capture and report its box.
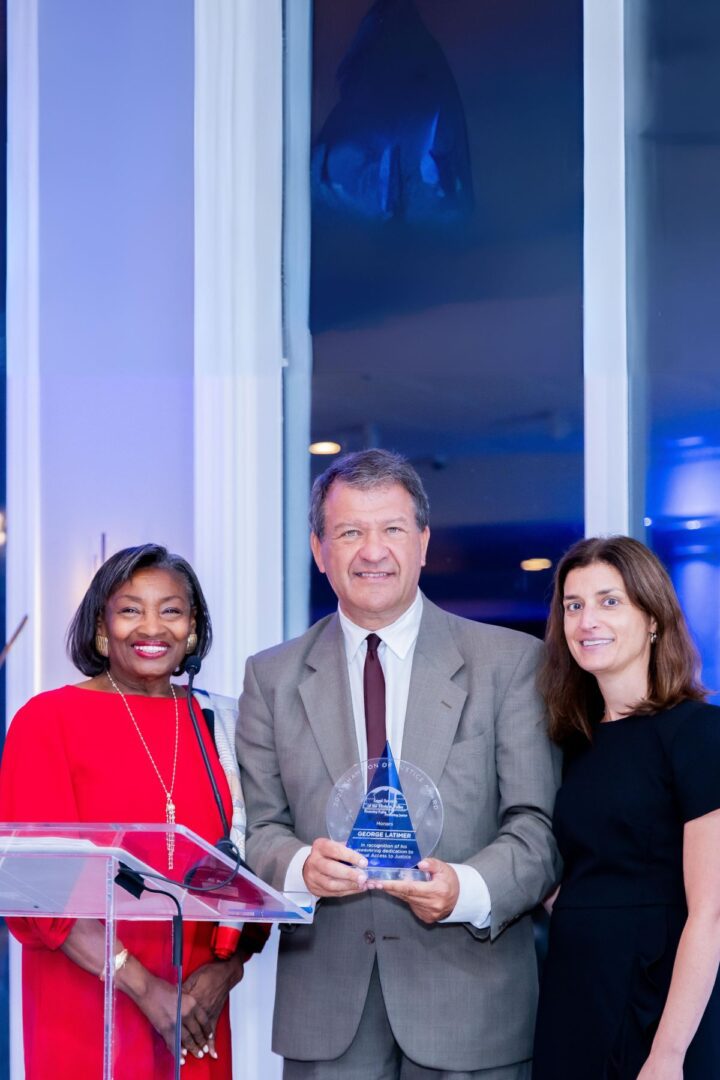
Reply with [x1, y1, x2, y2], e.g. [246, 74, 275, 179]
[284, 592, 492, 928]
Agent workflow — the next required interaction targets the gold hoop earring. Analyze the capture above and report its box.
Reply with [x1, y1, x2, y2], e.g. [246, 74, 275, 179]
[186, 633, 198, 655]
[95, 634, 109, 658]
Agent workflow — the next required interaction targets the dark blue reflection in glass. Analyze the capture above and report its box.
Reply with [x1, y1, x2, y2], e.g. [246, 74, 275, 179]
[628, 2, 720, 699]
[312, 0, 473, 225]
[310, 0, 584, 633]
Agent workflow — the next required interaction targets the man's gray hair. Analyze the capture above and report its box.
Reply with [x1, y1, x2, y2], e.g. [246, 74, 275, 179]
[309, 448, 430, 539]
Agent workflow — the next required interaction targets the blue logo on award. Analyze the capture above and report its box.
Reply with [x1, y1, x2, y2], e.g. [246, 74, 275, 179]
[346, 743, 422, 870]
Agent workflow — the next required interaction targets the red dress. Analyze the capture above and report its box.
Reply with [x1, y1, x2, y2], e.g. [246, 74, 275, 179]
[0, 685, 235, 1080]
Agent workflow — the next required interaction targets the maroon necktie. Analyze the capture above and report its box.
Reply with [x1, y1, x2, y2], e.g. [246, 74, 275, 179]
[364, 633, 387, 762]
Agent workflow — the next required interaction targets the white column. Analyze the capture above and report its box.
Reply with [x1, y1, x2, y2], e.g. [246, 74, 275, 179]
[12, 0, 196, 700]
[583, 0, 629, 536]
[7, 2, 196, 1075]
[6, 2, 40, 1074]
[194, 3, 284, 1075]
[282, 0, 313, 640]
[6, 0, 41, 720]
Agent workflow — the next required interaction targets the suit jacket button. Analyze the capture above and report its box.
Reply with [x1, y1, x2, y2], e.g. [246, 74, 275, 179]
[363, 930, 376, 944]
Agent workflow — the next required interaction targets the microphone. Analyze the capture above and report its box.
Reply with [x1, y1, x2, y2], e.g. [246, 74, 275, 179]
[184, 653, 202, 679]
[184, 654, 249, 961]
[184, 655, 231, 840]
[184, 655, 251, 873]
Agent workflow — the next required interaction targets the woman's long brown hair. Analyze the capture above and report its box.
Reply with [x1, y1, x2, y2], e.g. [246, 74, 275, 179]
[540, 536, 706, 745]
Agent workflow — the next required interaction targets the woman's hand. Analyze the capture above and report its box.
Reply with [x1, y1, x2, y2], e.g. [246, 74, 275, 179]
[131, 970, 214, 1060]
[543, 886, 560, 915]
[637, 1048, 683, 1080]
[180, 954, 246, 1060]
[638, 809, 720, 1078]
[57, 919, 246, 1060]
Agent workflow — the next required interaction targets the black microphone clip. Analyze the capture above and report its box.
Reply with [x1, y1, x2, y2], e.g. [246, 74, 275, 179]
[183, 656, 232, 842]
[185, 654, 202, 679]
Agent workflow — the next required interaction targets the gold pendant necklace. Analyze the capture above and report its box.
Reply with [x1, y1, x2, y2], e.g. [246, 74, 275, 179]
[106, 671, 180, 870]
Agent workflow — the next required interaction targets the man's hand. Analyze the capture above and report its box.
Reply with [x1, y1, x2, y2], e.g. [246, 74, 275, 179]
[368, 858, 459, 923]
[302, 837, 368, 897]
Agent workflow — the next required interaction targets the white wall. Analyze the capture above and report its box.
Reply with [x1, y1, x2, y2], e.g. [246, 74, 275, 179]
[8, 1, 286, 1075]
[8, 1, 196, 1074]
[35, 0, 196, 692]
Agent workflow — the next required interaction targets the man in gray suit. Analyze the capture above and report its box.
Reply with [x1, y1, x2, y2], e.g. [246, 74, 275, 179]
[237, 449, 560, 1079]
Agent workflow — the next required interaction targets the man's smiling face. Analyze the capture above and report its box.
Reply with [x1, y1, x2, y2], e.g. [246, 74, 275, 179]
[310, 480, 430, 630]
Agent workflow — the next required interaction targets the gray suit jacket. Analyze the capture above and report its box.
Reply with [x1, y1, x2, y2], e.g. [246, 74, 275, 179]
[237, 597, 560, 1070]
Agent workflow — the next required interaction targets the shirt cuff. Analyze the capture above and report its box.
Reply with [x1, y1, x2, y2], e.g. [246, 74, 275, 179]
[284, 845, 316, 909]
[440, 863, 492, 928]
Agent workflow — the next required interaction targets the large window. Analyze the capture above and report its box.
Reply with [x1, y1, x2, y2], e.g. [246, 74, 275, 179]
[627, 2, 720, 697]
[306, 0, 584, 632]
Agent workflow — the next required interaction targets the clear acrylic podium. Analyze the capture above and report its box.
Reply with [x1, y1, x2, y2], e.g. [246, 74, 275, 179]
[0, 822, 312, 1078]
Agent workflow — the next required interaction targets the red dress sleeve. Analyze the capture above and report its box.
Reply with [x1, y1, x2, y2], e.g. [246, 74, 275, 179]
[0, 691, 80, 949]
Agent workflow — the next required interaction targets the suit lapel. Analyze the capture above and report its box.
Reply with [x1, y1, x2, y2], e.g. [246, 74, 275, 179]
[299, 614, 358, 785]
[401, 598, 467, 786]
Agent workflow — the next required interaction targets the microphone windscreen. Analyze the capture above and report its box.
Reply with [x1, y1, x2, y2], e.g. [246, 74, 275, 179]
[185, 654, 202, 677]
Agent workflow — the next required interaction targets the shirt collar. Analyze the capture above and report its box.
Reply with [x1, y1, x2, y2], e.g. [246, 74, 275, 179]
[338, 591, 424, 663]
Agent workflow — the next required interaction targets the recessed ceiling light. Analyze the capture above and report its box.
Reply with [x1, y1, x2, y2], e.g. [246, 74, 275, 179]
[309, 441, 341, 455]
[520, 558, 552, 572]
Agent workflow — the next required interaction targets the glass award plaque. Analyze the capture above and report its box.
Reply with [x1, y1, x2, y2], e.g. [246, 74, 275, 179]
[326, 743, 443, 880]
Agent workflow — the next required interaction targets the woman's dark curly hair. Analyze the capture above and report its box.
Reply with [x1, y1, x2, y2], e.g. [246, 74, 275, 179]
[67, 543, 212, 677]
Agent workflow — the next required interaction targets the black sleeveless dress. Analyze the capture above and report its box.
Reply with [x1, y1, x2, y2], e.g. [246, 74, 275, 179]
[532, 700, 720, 1079]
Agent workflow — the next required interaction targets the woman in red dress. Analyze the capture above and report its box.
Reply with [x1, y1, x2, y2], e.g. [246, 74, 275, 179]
[0, 544, 262, 1079]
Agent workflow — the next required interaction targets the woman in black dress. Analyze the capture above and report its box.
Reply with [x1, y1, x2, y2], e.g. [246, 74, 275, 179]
[532, 536, 720, 1080]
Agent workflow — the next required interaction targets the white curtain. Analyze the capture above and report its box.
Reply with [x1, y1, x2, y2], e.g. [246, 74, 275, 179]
[194, 2, 284, 1076]
[6, 1, 40, 1073]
